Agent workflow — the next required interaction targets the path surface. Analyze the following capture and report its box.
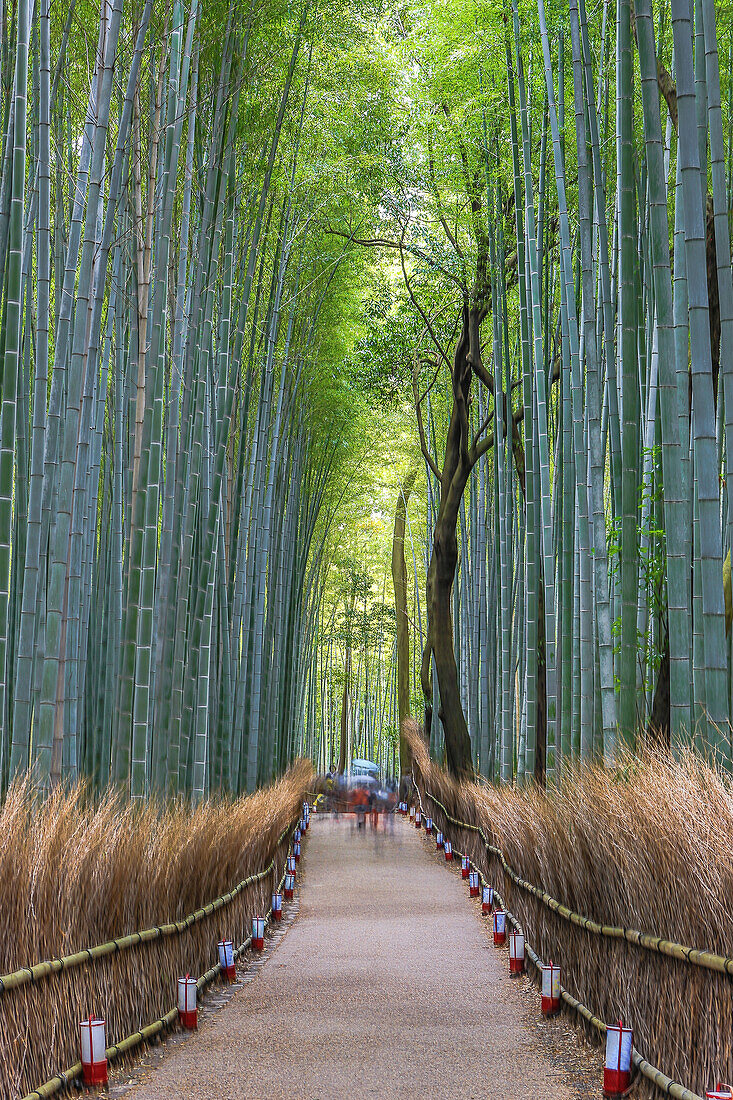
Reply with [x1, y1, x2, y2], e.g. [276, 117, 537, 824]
[121, 815, 598, 1100]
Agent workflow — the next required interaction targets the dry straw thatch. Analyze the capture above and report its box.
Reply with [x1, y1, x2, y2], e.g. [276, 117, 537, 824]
[405, 721, 732, 1099]
[0, 760, 313, 1098]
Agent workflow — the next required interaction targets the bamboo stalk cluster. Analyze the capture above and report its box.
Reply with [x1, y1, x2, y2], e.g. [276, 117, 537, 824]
[416, 0, 733, 778]
[0, 0, 337, 798]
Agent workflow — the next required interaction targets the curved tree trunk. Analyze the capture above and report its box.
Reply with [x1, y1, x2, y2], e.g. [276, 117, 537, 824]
[392, 468, 418, 776]
[338, 645, 350, 774]
[427, 516, 473, 778]
[419, 307, 477, 780]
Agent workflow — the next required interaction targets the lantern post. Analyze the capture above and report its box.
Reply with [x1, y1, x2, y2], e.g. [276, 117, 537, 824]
[541, 962, 561, 1015]
[604, 1019, 633, 1096]
[509, 931, 525, 975]
[218, 939, 236, 982]
[79, 1017, 107, 1086]
[178, 975, 198, 1030]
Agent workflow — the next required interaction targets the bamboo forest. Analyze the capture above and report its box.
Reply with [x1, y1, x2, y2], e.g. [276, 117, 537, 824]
[3, 0, 733, 799]
[8, 0, 733, 1095]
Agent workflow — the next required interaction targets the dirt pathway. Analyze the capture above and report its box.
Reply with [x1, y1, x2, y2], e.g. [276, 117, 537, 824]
[120, 814, 601, 1100]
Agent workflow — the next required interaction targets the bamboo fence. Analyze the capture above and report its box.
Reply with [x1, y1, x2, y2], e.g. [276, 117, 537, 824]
[0, 771, 313, 1098]
[408, 729, 733, 1099]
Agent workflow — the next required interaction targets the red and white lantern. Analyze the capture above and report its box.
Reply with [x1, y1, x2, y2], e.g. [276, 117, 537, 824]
[178, 975, 198, 1030]
[482, 884, 494, 914]
[461, 855, 470, 879]
[302, 801, 310, 825]
[604, 1020, 633, 1096]
[218, 939, 236, 982]
[272, 892, 283, 921]
[425, 817, 432, 834]
[444, 839, 452, 861]
[284, 872, 295, 900]
[436, 830, 443, 848]
[252, 917, 265, 951]
[79, 1017, 107, 1086]
[492, 908, 507, 946]
[706, 1086, 733, 1099]
[469, 870, 479, 897]
[541, 961, 561, 1015]
[287, 855, 296, 876]
[509, 930, 525, 975]
[409, 804, 415, 822]
[415, 810, 421, 828]
[294, 841, 302, 863]
[294, 827, 301, 844]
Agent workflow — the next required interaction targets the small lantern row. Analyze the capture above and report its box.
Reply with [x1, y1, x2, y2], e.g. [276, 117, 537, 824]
[437, 847, 732, 1100]
[79, 838, 311, 1086]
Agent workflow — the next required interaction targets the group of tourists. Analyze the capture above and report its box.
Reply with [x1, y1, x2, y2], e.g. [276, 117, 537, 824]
[324, 763, 398, 828]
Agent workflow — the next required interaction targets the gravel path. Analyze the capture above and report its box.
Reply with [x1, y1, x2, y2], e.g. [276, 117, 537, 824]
[120, 814, 601, 1100]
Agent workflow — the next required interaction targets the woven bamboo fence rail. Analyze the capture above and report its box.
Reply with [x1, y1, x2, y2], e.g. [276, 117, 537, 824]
[2, 810, 306, 1099]
[413, 781, 709, 1100]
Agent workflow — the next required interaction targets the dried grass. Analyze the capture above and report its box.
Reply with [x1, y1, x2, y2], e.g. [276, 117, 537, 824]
[0, 760, 313, 1097]
[405, 721, 732, 1097]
